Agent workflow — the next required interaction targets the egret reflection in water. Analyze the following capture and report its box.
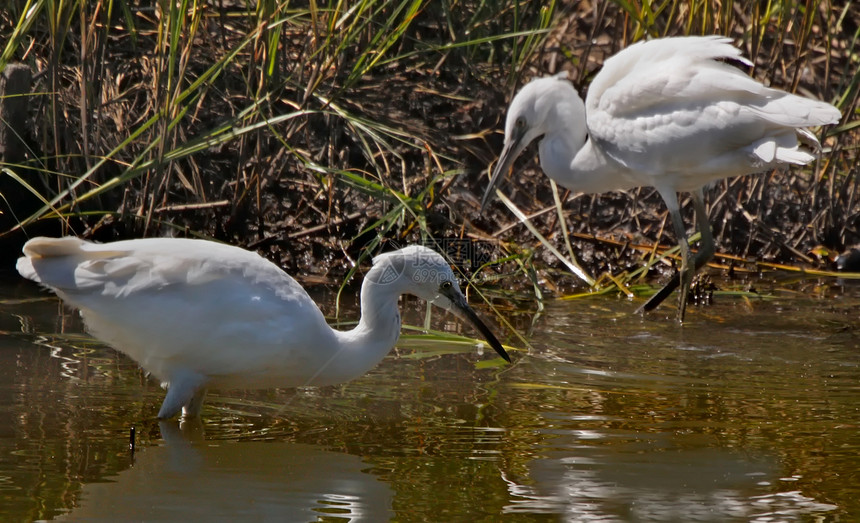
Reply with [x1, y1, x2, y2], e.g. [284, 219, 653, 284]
[56, 426, 394, 522]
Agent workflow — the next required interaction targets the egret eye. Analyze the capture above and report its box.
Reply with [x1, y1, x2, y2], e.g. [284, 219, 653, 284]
[440, 280, 453, 291]
[515, 116, 526, 129]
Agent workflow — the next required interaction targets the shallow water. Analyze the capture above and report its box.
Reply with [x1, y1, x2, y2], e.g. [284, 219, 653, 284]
[1, 275, 859, 521]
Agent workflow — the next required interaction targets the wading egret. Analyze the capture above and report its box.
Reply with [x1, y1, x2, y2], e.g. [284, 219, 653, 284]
[17, 237, 510, 419]
[482, 35, 841, 321]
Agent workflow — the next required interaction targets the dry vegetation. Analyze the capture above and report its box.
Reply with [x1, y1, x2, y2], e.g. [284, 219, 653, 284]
[0, 0, 857, 297]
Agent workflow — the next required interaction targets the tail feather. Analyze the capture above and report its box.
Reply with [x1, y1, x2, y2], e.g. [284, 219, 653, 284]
[751, 129, 822, 166]
[21, 236, 86, 258]
[22, 236, 123, 259]
[749, 92, 841, 130]
[775, 146, 816, 165]
[17, 236, 121, 290]
[796, 128, 823, 153]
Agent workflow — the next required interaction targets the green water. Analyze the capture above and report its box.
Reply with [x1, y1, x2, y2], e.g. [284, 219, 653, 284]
[1, 276, 859, 521]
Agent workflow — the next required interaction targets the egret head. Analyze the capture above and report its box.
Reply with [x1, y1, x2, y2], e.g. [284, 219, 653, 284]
[369, 246, 510, 362]
[481, 73, 579, 210]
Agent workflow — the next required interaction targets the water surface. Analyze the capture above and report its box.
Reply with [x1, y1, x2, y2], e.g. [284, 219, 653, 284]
[1, 275, 858, 521]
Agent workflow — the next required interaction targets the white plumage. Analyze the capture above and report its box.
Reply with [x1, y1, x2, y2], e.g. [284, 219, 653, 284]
[482, 35, 841, 320]
[17, 237, 510, 419]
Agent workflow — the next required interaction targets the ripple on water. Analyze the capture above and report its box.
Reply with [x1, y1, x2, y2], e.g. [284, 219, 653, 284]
[1, 281, 859, 520]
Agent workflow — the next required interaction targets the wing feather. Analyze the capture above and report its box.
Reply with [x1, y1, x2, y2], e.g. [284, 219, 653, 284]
[584, 36, 839, 175]
[17, 237, 334, 384]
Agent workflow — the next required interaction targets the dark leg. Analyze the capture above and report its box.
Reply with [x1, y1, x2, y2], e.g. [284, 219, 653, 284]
[690, 189, 715, 269]
[637, 188, 714, 321]
[182, 388, 208, 418]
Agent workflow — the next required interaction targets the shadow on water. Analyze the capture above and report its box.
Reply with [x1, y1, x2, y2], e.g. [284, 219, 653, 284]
[1, 273, 859, 521]
[57, 422, 394, 522]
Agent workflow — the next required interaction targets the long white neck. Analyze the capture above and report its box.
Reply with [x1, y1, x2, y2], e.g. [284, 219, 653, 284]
[325, 268, 404, 385]
[537, 89, 638, 194]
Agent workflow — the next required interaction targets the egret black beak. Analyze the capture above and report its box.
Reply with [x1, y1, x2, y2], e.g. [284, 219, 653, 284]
[480, 125, 528, 212]
[443, 287, 511, 363]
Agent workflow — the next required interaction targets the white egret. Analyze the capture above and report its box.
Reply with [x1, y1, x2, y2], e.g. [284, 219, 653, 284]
[17, 237, 510, 419]
[482, 35, 841, 321]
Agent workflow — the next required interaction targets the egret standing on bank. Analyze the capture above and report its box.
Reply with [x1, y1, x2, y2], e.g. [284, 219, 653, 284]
[17, 237, 510, 419]
[482, 35, 841, 321]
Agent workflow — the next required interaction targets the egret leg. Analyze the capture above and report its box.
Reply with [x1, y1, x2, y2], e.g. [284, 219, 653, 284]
[158, 371, 207, 419]
[637, 188, 694, 321]
[638, 273, 679, 313]
[182, 388, 208, 418]
[669, 206, 695, 323]
[637, 189, 689, 317]
[638, 188, 715, 319]
[690, 189, 715, 271]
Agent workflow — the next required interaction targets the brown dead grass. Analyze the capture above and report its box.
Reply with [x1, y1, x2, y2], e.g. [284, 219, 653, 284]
[1, 1, 857, 291]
